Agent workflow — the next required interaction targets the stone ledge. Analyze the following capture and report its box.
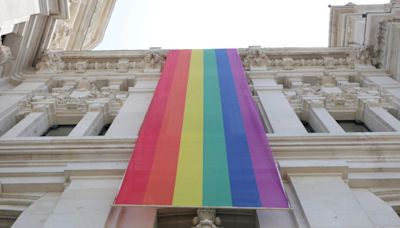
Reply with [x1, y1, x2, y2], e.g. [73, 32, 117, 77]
[0, 176, 65, 193]
[279, 160, 348, 180]
[349, 172, 400, 188]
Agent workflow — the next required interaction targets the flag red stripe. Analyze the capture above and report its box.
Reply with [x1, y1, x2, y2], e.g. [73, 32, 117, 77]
[142, 50, 191, 204]
[114, 50, 180, 204]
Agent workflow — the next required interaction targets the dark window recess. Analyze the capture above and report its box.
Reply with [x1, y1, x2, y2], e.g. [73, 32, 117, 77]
[337, 121, 371, 132]
[98, 124, 110, 136]
[42, 125, 75, 136]
[302, 121, 315, 133]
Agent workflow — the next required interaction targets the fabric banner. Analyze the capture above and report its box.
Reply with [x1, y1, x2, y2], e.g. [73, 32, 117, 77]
[114, 49, 289, 208]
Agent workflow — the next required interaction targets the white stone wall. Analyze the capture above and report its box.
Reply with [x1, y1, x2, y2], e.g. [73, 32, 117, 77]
[0, 48, 398, 227]
[1, 1, 400, 227]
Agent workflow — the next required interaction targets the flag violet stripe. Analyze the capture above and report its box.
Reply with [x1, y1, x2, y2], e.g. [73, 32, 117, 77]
[203, 49, 232, 207]
[227, 49, 289, 208]
[216, 49, 261, 207]
[173, 50, 204, 206]
[143, 50, 191, 205]
[114, 50, 179, 205]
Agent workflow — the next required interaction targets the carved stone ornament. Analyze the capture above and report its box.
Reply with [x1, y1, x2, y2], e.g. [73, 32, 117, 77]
[241, 48, 351, 70]
[192, 209, 222, 228]
[19, 77, 127, 116]
[35, 51, 65, 73]
[351, 45, 376, 65]
[50, 20, 71, 50]
[143, 52, 164, 72]
[284, 76, 392, 111]
[35, 51, 166, 73]
[0, 40, 13, 65]
[385, 0, 400, 11]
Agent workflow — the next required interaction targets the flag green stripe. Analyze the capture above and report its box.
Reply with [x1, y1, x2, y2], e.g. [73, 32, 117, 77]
[203, 49, 232, 206]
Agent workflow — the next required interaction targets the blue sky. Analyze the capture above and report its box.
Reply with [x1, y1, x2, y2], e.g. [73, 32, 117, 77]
[95, 0, 389, 50]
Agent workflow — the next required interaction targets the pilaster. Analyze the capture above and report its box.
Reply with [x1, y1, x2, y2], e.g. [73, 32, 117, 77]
[12, 193, 60, 228]
[358, 98, 400, 132]
[252, 78, 307, 134]
[0, 95, 25, 136]
[1, 102, 55, 138]
[303, 98, 345, 133]
[68, 103, 108, 137]
[105, 207, 157, 228]
[106, 80, 157, 137]
[42, 178, 120, 228]
[280, 160, 374, 228]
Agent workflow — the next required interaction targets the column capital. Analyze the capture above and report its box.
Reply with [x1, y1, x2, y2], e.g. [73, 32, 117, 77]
[31, 101, 56, 126]
[87, 101, 110, 122]
[302, 97, 325, 121]
[356, 96, 381, 121]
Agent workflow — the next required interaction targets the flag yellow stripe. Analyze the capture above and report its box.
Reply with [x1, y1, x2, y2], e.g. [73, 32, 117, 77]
[173, 50, 204, 206]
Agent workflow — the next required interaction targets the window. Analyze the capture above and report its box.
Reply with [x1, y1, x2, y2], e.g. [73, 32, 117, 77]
[337, 121, 370, 132]
[302, 121, 315, 133]
[42, 125, 75, 136]
[98, 124, 110, 136]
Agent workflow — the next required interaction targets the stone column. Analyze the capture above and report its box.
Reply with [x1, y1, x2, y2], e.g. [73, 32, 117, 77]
[303, 99, 345, 133]
[68, 103, 108, 137]
[42, 178, 120, 228]
[257, 210, 298, 228]
[0, 95, 24, 136]
[104, 80, 158, 226]
[280, 160, 375, 228]
[290, 175, 374, 227]
[358, 99, 400, 132]
[105, 207, 157, 228]
[252, 78, 307, 134]
[12, 193, 60, 228]
[106, 80, 157, 137]
[2, 103, 54, 138]
[353, 189, 400, 227]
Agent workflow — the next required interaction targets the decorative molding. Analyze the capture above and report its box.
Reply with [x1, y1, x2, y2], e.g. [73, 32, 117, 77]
[283, 74, 393, 114]
[34, 50, 166, 74]
[18, 77, 128, 119]
[350, 45, 377, 66]
[239, 48, 354, 70]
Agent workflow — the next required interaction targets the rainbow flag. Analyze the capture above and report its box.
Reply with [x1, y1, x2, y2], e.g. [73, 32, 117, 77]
[114, 49, 288, 208]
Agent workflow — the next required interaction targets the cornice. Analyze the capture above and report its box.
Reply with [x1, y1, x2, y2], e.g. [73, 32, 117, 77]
[33, 49, 167, 75]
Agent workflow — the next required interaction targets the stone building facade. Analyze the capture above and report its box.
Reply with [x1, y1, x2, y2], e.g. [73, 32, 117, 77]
[1, 0, 400, 227]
